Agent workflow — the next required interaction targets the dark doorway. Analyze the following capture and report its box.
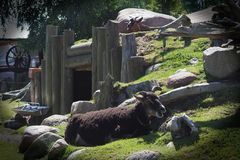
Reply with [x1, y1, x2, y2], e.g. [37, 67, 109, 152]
[73, 70, 92, 101]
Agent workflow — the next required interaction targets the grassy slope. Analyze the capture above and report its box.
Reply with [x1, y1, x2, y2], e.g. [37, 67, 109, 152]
[64, 89, 240, 160]
[61, 33, 240, 160]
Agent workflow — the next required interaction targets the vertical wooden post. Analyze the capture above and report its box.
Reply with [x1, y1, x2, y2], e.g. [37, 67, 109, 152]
[30, 78, 35, 102]
[41, 60, 46, 105]
[105, 20, 121, 81]
[45, 25, 58, 110]
[121, 34, 137, 82]
[92, 27, 98, 93]
[61, 30, 74, 114]
[96, 27, 107, 85]
[52, 35, 63, 114]
[34, 72, 41, 103]
[128, 56, 146, 82]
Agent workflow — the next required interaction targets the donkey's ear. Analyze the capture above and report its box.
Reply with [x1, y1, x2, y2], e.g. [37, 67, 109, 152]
[136, 17, 143, 23]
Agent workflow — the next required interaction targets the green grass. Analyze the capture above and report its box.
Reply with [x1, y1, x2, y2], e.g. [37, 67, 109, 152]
[115, 35, 210, 93]
[0, 141, 23, 160]
[62, 89, 240, 160]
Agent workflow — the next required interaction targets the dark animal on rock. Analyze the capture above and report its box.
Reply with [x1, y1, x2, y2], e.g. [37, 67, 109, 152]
[64, 91, 166, 146]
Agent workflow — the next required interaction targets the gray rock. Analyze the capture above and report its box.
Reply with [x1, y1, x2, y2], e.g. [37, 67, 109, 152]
[48, 139, 68, 160]
[116, 8, 176, 33]
[93, 90, 100, 103]
[189, 58, 198, 65]
[203, 47, 240, 79]
[145, 63, 162, 74]
[166, 141, 175, 148]
[126, 80, 161, 97]
[166, 114, 198, 139]
[167, 70, 197, 88]
[41, 114, 68, 126]
[24, 132, 63, 160]
[19, 125, 59, 153]
[126, 150, 160, 160]
[71, 101, 97, 114]
[118, 97, 137, 108]
[67, 149, 86, 160]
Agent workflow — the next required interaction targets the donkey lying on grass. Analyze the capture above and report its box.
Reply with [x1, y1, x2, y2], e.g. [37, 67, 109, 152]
[65, 91, 166, 146]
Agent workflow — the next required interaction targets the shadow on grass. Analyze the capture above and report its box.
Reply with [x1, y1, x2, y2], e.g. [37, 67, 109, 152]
[172, 133, 199, 150]
[196, 108, 240, 129]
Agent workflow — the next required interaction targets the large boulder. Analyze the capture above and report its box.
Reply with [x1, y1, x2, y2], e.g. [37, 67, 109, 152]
[71, 101, 97, 114]
[203, 47, 240, 79]
[92, 90, 100, 103]
[19, 125, 59, 153]
[41, 114, 68, 126]
[24, 132, 62, 160]
[113, 80, 161, 106]
[48, 139, 68, 160]
[126, 150, 160, 160]
[167, 69, 197, 88]
[116, 8, 176, 33]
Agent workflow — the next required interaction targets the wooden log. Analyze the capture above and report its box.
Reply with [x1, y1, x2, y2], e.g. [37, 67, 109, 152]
[127, 56, 147, 82]
[96, 27, 107, 85]
[52, 35, 63, 114]
[61, 30, 74, 114]
[30, 79, 35, 102]
[92, 27, 98, 93]
[34, 71, 41, 104]
[121, 34, 137, 82]
[67, 42, 92, 57]
[41, 60, 46, 105]
[105, 20, 121, 81]
[96, 74, 114, 109]
[45, 25, 58, 110]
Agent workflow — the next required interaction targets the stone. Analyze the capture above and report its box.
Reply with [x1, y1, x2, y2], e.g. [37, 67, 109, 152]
[71, 101, 97, 114]
[114, 80, 161, 106]
[48, 139, 68, 160]
[145, 63, 162, 74]
[41, 114, 68, 126]
[19, 125, 59, 153]
[167, 70, 197, 88]
[116, 8, 176, 33]
[203, 47, 240, 79]
[3, 114, 27, 130]
[166, 141, 175, 148]
[67, 149, 86, 160]
[126, 80, 161, 97]
[166, 114, 198, 139]
[126, 150, 160, 160]
[189, 58, 198, 65]
[92, 90, 100, 103]
[24, 132, 63, 160]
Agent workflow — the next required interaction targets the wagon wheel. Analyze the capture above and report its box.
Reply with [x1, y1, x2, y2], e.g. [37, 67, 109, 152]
[6, 46, 31, 73]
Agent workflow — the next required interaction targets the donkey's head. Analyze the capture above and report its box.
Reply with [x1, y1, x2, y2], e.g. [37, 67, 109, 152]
[134, 91, 166, 118]
[127, 16, 143, 32]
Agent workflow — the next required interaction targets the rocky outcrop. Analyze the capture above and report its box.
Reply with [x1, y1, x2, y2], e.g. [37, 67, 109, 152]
[167, 69, 197, 88]
[71, 101, 97, 114]
[145, 63, 162, 74]
[19, 125, 59, 153]
[116, 8, 176, 33]
[203, 47, 240, 79]
[126, 150, 160, 160]
[41, 114, 68, 126]
[24, 132, 63, 160]
[113, 80, 161, 105]
[48, 139, 68, 160]
[66, 149, 86, 160]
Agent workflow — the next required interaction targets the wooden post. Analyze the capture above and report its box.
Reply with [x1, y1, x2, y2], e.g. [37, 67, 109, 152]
[52, 35, 63, 114]
[128, 56, 147, 82]
[34, 72, 41, 103]
[61, 30, 74, 114]
[96, 74, 114, 109]
[96, 27, 107, 85]
[121, 34, 137, 82]
[105, 20, 121, 81]
[45, 25, 58, 110]
[92, 27, 98, 93]
[41, 60, 46, 105]
[30, 79, 35, 102]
